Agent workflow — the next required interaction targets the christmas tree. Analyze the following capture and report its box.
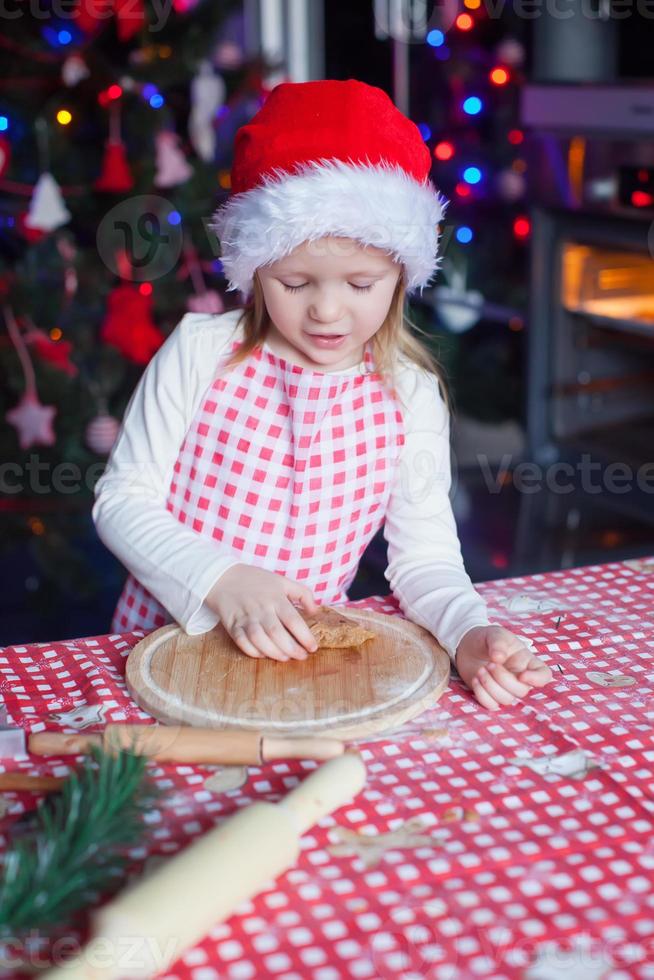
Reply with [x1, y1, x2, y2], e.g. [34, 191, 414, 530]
[0, 1, 274, 641]
[404, 5, 532, 423]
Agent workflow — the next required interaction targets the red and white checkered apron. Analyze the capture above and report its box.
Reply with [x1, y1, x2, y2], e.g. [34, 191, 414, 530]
[111, 338, 406, 632]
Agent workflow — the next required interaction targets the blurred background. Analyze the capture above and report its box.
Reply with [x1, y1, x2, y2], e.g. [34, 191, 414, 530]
[1, 0, 654, 644]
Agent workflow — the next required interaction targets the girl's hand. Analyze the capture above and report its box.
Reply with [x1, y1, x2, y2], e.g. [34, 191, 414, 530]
[205, 563, 320, 662]
[454, 625, 554, 711]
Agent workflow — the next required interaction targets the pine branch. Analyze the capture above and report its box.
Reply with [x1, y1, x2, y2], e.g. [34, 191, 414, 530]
[0, 744, 161, 934]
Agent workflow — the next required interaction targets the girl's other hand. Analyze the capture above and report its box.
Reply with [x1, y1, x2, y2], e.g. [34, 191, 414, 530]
[454, 625, 554, 711]
[205, 563, 320, 662]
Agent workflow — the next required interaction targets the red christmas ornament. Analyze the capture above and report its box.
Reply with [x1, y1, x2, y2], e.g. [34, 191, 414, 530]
[16, 211, 46, 244]
[74, 0, 110, 35]
[24, 328, 78, 377]
[100, 283, 164, 365]
[75, 0, 144, 40]
[0, 136, 11, 179]
[115, 246, 133, 280]
[114, 0, 145, 41]
[94, 140, 134, 193]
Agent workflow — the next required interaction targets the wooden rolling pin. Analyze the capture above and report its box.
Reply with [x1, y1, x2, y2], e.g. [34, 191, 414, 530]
[42, 751, 366, 979]
[29, 725, 345, 765]
[0, 773, 65, 792]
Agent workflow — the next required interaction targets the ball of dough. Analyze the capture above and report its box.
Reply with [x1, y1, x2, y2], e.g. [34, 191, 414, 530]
[303, 606, 377, 649]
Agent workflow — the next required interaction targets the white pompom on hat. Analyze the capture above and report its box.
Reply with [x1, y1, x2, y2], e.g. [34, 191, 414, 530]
[210, 78, 448, 303]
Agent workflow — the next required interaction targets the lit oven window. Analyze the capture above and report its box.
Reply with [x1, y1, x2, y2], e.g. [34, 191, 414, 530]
[561, 243, 654, 336]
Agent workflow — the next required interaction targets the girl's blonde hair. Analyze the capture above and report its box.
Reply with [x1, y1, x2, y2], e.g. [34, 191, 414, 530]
[221, 266, 452, 416]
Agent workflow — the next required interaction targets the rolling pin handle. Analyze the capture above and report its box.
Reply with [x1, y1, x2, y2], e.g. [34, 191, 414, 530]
[28, 732, 103, 756]
[261, 736, 346, 762]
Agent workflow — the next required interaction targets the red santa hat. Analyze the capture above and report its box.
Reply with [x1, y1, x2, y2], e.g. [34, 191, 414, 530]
[210, 78, 448, 303]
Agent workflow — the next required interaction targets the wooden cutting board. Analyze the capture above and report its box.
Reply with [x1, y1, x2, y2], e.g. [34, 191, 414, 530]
[126, 607, 450, 740]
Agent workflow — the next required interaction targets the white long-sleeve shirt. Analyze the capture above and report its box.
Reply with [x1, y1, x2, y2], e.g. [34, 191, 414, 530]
[92, 310, 492, 663]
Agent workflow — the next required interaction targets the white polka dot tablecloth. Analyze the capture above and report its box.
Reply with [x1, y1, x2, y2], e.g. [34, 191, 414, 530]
[1, 556, 653, 979]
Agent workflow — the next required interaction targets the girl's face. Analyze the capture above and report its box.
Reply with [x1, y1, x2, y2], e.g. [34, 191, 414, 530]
[256, 237, 402, 372]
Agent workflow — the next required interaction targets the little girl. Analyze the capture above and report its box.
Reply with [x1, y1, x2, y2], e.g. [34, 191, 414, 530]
[93, 78, 553, 711]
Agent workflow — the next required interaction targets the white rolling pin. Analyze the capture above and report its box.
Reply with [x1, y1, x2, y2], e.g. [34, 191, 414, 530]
[42, 751, 366, 980]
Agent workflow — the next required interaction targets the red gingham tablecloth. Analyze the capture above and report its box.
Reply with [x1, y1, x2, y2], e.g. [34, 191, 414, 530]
[1, 556, 653, 980]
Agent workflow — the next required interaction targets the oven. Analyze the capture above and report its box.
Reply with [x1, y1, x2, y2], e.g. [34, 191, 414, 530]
[515, 208, 654, 568]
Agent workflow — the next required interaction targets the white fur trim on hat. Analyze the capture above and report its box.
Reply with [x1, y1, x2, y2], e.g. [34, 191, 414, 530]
[210, 157, 448, 302]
